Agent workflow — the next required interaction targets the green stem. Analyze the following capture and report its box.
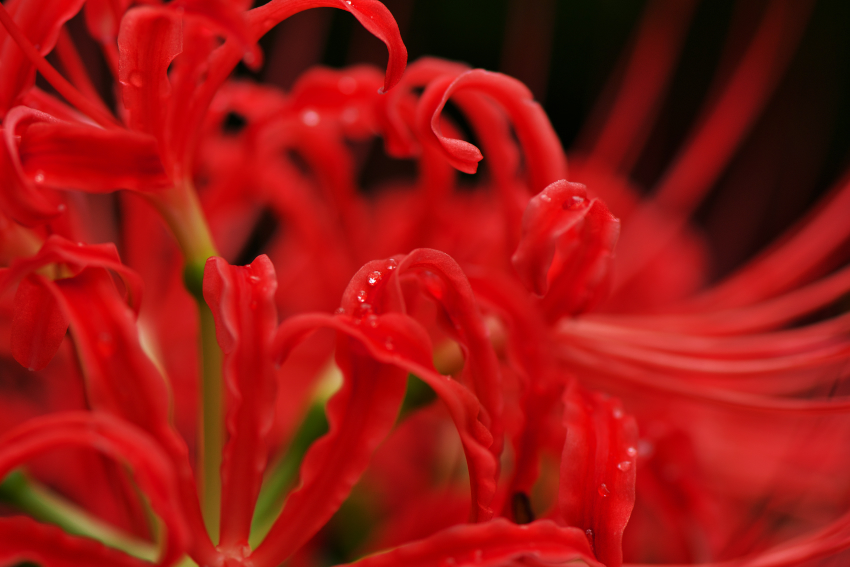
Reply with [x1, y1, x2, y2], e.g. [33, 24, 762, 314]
[147, 182, 222, 541]
[0, 471, 158, 561]
[198, 300, 223, 540]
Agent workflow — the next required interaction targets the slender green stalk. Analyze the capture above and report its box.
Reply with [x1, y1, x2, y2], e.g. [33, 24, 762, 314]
[198, 301, 223, 540]
[0, 471, 158, 561]
[148, 181, 222, 541]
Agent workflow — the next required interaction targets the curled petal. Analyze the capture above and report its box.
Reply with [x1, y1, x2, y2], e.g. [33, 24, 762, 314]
[339, 519, 602, 567]
[418, 69, 566, 191]
[512, 180, 619, 316]
[0, 412, 190, 566]
[203, 255, 278, 549]
[177, 0, 262, 69]
[248, 0, 407, 94]
[255, 313, 409, 566]
[0, 516, 150, 567]
[559, 386, 638, 567]
[272, 311, 498, 525]
[0, 234, 143, 314]
[0, 107, 64, 225]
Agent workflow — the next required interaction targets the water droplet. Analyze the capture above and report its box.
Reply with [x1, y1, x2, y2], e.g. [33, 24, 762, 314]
[334, 307, 345, 315]
[598, 483, 610, 497]
[301, 109, 320, 126]
[617, 461, 632, 472]
[612, 407, 623, 419]
[563, 195, 585, 210]
[539, 193, 552, 203]
[366, 315, 378, 328]
[356, 290, 368, 303]
[76, 242, 84, 247]
[33, 170, 45, 183]
[248, 275, 260, 283]
[626, 446, 638, 458]
[338, 76, 357, 94]
[386, 258, 398, 270]
[345, 0, 351, 4]
[367, 271, 382, 286]
[384, 337, 395, 351]
[357, 303, 373, 316]
[128, 71, 144, 87]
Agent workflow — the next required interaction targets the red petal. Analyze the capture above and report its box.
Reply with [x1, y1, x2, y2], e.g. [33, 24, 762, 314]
[335, 519, 602, 567]
[177, 0, 262, 70]
[0, 516, 150, 567]
[559, 386, 638, 567]
[254, 314, 409, 567]
[248, 0, 407, 93]
[0, 411, 190, 566]
[18, 121, 170, 192]
[0, 106, 64, 225]
[202, 255, 278, 550]
[512, 180, 619, 316]
[11, 273, 69, 371]
[417, 69, 566, 191]
[0, 0, 85, 114]
[117, 7, 182, 140]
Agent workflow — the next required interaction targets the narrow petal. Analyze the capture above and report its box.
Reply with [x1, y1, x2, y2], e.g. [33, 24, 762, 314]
[0, 0, 85, 114]
[417, 69, 566, 192]
[512, 180, 619, 316]
[0, 412, 190, 566]
[255, 314, 409, 567]
[11, 273, 69, 371]
[558, 386, 639, 567]
[202, 256, 278, 550]
[338, 519, 602, 567]
[247, 0, 407, 93]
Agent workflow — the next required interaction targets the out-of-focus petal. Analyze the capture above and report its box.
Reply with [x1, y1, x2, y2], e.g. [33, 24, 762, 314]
[10, 273, 69, 371]
[337, 519, 602, 567]
[0, 516, 150, 567]
[0, 0, 85, 114]
[0, 411, 190, 566]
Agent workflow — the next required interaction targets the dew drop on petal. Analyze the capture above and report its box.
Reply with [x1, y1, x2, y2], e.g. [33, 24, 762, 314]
[33, 171, 45, 183]
[612, 406, 623, 419]
[248, 275, 260, 283]
[626, 446, 638, 458]
[367, 271, 382, 286]
[563, 195, 585, 210]
[334, 307, 345, 315]
[598, 483, 610, 497]
[617, 461, 632, 472]
[386, 258, 398, 271]
[366, 315, 378, 328]
[357, 303, 372, 316]
[539, 193, 552, 203]
[301, 109, 320, 126]
[638, 439, 655, 459]
[356, 290, 368, 303]
[384, 336, 395, 351]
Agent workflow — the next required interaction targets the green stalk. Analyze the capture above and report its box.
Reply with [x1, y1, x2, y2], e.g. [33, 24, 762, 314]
[148, 182, 222, 541]
[0, 471, 158, 561]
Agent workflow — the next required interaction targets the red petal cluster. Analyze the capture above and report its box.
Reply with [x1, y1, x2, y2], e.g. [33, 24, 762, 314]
[0, 1, 847, 567]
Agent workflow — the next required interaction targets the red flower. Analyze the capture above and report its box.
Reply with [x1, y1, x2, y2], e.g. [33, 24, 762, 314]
[0, 1, 848, 567]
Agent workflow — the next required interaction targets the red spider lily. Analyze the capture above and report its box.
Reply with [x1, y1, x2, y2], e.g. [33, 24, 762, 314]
[0, 0, 848, 567]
